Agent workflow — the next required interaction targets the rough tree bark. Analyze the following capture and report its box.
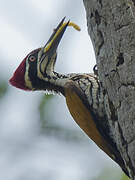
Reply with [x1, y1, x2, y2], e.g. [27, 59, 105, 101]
[83, 0, 135, 179]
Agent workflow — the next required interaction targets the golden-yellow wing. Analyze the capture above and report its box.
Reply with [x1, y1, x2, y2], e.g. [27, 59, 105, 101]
[64, 81, 113, 158]
[64, 80, 129, 177]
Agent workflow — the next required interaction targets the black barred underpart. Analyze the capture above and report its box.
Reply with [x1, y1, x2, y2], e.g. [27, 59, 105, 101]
[69, 73, 112, 140]
[70, 74, 105, 117]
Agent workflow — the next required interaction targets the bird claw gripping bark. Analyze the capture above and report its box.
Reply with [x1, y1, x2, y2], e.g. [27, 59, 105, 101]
[93, 64, 98, 76]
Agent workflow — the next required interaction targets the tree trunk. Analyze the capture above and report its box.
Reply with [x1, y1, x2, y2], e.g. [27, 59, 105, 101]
[83, 0, 135, 179]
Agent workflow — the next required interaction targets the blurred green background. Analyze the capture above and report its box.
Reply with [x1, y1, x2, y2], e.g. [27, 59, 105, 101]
[0, 0, 129, 179]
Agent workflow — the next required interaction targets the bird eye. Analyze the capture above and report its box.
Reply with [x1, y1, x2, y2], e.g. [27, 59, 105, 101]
[29, 55, 36, 62]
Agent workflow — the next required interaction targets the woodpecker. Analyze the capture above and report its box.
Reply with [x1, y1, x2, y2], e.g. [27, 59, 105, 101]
[9, 17, 129, 177]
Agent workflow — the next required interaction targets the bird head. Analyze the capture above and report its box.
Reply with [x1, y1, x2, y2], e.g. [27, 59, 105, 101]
[9, 18, 80, 94]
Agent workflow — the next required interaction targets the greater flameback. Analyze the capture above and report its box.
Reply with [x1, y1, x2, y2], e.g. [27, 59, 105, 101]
[9, 17, 129, 177]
